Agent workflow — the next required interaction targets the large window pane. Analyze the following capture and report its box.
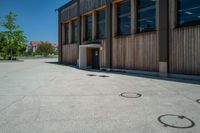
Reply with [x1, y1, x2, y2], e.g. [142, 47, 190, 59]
[178, 0, 200, 25]
[65, 23, 69, 44]
[117, 0, 131, 35]
[72, 20, 78, 43]
[85, 15, 93, 41]
[137, 0, 156, 33]
[96, 10, 106, 39]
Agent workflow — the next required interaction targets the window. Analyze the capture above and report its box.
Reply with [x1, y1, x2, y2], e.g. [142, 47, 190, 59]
[137, 0, 156, 33]
[117, 0, 131, 35]
[85, 14, 93, 41]
[96, 10, 106, 39]
[177, 0, 200, 26]
[64, 23, 69, 44]
[72, 20, 78, 43]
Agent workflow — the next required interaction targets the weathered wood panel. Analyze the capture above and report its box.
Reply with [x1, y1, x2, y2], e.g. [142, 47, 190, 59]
[100, 39, 107, 68]
[169, 0, 200, 75]
[61, 3, 78, 22]
[112, 32, 159, 71]
[169, 26, 200, 75]
[62, 44, 78, 65]
[79, 0, 111, 14]
[87, 48, 93, 66]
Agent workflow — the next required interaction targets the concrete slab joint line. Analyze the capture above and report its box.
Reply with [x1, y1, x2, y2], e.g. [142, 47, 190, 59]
[0, 96, 26, 113]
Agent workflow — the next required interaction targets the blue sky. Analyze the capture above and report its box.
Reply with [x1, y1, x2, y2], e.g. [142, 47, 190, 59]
[0, 0, 70, 43]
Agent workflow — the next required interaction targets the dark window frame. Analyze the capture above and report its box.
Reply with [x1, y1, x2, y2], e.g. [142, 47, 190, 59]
[136, 0, 157, 33]
[96, 9, 106, 39]
[176, 0, 200, 28]
[116, 0, 131, 36]
[64, 23, 69, 45]
[71, 19, 78, 43]
[85, 14, 93, 41]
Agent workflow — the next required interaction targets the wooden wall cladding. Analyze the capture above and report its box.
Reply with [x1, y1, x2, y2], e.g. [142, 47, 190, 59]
[79, 0, 111, 14]
[112, 33, 159, 71]
[62, 44, 78, 65]
[61, 3, 78, 23]
[169, 26, 200, 75]
[100, 39, 107, 68]
[169, 0, 200, 75]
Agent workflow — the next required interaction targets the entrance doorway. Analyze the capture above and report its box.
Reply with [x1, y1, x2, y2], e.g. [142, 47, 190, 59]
[87, 48, 99, 69]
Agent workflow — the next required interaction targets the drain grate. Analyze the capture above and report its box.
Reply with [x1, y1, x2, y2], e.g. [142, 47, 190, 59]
[120, 92, 142, 98]
[196, 99, 200, 104]
[158, 114, 195, 129]
[87, 74, 96, 77]
[99, 75, 109, 78]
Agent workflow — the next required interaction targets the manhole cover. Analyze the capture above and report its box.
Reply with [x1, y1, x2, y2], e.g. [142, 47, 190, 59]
[87, 74, 96, 76]
[120, 92, 142, 98]
[196, 99, 200, 104]
[158, 114, 195, 129]
[99, 75, 109, 78]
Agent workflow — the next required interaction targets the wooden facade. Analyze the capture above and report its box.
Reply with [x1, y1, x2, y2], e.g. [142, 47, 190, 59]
[60, 1, 79, 65]
[60, 1, 78, 22]
[112, 33, 159, 71]
[169, 0, 200, 75]
[58, 0, 200, 75]
[62, 44, 78, 65]
[79, 0, 111, 14]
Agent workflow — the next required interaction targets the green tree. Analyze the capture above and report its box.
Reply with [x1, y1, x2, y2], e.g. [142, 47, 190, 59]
[36, 41, 53, 57]
[0, 12, 27, 60]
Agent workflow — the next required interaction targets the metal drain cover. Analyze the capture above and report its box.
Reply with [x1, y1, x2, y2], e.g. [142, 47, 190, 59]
[196, 99, 200, 104]
[87, 74, 96, 76]
[158, 114, 195, 129]
[99, 75, 109, 78]
[120, 92, 142, 98]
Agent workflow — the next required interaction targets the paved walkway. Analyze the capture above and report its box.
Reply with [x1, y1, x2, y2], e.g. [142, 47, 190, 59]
[0, 59, 200, 133]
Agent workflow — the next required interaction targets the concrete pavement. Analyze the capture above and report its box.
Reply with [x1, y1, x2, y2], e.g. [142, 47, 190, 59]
[0, 59, 200, 133]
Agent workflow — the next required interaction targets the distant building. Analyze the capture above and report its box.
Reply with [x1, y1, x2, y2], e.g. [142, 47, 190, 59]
[31, 41, 42, 52]
[27, 41, 58, 52]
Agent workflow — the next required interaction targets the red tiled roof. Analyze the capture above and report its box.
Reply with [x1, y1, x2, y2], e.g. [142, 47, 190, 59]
[31, 41, 58, 47]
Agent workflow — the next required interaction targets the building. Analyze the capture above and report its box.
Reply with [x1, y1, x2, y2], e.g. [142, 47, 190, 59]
[31, 41, 41, 52]
[29, 41, 58, 52]
[58, 0, 200, 75]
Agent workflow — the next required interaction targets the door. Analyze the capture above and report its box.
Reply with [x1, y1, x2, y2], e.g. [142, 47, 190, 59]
[93, 48, 100, 69]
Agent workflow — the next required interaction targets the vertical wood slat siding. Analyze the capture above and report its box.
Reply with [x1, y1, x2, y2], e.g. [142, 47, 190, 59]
[62, 44, 78, 65]
[61, 3, 78, 22]
[169, 0, 200, 75]
[112, 33, 159, 71]
[169, 26, 200, 75]
[79, 0, 111, 14]
[100, 39, 107, 67]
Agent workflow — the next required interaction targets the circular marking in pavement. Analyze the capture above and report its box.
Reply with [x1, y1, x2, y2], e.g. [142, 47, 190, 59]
[87, 74, 96, 76]
[158, 114, 195, 129]
[120, 92, 142, 98]
[196, 99, 200, 104]
[99, 75, 109, 78]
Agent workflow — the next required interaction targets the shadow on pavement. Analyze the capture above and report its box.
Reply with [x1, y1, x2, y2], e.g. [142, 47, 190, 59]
[45, 61, 200, 85]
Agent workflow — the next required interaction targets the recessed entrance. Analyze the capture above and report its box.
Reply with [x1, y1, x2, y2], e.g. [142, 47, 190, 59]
[79, 44, 102, 69]
[87, 48, 99, 69]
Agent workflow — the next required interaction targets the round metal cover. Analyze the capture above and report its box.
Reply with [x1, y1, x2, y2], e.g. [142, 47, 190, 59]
[120, 92, 142, 98]
[99, 75, 109, 78]
[196, 99, 200, 104]
[158, 114, 195, 129]
[87, 74, 96, 76]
